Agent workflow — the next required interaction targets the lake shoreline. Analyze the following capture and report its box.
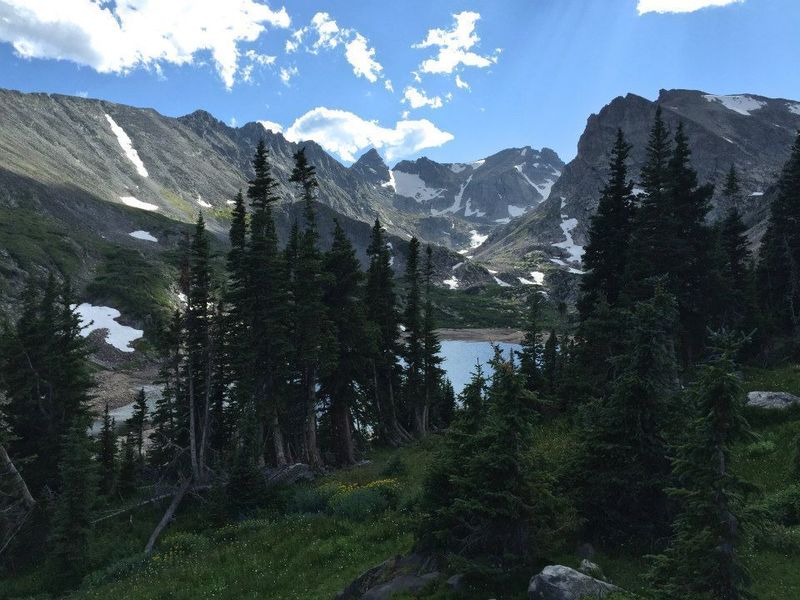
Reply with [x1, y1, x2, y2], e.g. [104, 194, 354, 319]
[436, 328, 525, 344]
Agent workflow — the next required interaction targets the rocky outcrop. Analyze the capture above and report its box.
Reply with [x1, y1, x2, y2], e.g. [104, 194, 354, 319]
[528, 565, 624, 600]
[335, 554, 441, 600]
[746, 391, 800, 410]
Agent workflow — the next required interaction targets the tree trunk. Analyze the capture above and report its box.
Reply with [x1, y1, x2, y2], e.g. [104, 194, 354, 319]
[0, 445, 35, 510]
[303, 364, 324, 469]
[187, 364, 200, 482]
[144, 478, 191, 555]
[271, 413, 287, 467]
[332, 396, 355, 466]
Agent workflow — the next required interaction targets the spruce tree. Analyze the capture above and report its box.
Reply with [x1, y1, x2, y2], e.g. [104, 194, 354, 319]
[403, 237, 426, 436]
[542, 329, 559, 396]
[758, 132, 800, 343]
[148, 312, 182, 469]
[422, 245, 444, 430]
[97, 404, 117, 497]
[51, 423, 97, 580]
[365, 219, 410, 446]
[289, 147, 329, 469]
[573, 284, 678, 548]
[649, 333, 755, 600]
[321, 220, 371, 465]
[117, 435, 138, 499]
[579, 128, 636, 317]
[129, 388, 148, 462]
[518, 291, 543, 393]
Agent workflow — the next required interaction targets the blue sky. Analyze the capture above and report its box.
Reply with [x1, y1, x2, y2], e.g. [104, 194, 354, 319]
[0, 0, 798, 165]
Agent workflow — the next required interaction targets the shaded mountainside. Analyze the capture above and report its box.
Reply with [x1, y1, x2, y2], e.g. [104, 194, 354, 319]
[477, 89, 800, 271]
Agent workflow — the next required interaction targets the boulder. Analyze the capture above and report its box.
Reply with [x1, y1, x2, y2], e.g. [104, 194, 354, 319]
[263, 463, 314, 487]
[362, 572, 440, 600]
[746, 391, 800, 410]
[446, 573, 466, 592]
[578, 559, 606, 581]
[528, 565, 623, 600]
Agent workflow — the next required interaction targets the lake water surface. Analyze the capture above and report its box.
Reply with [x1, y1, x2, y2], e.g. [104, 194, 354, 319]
[440, 340, 521, 394]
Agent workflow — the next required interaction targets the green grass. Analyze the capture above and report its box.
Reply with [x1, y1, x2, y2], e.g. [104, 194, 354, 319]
[431, 286, 563, 330]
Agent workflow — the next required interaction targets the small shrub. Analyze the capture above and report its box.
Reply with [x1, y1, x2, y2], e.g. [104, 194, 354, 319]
[761, 484, 800, 526]
[329, 487, 389, 520]
[81, 553, 149, 588]
[756, 524, 800, 553]
[380, 454, 407, 478]
[160, 531, 211, 556]
[744, 439, 777, 457]
[287, 486, 329, 514]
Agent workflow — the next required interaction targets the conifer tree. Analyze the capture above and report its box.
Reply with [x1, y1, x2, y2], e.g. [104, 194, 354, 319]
[365, 220, 410, 446]
[542, 329, 559, 396]
[758, 132, 800, 342]
[321, 220, 371, 465]
[573, 284, 678, 547]
[649, 333, 754, 600]
[403, 237, 426, 436]
[51, 423, 97, 580]
[518, 291, 543, 393]
[148, 312, 182, 468]
[129, 388, 147, 462]
[246, 140, 289, 466]
[289, 147, 330, 469]
[97, 404, 117, 496]
[422, 245, 444, 430]
[117, 435, 138, 499]
[579, 128, 636, 317]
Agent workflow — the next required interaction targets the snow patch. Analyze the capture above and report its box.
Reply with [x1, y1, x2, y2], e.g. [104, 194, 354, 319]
[469, 229, 488, 249]
[121, 196, 158, 211]
[632, 187, 646, 196]
[549, 257, 585, 275]
[196, 195, 212, 209]
[74, 304, 143, 353]
[514, 164, 555, 202]
[507, 205, 526, 218]
[530, 271, 545, 285]
[464, 198, 485, 218]
[449, 163, 469, 174]
[129, 230, 157, 242]
[750, 192, 764, 197]
[451, 262, 464, 270]
[493, 276, 511, 288]
[518, 277, 536, 285]
[105, 114, 149, 177]
[443, 277, 459, 290]
[703, 94, 766, 116]
[487, 269, 498, 274]
[787, 103, 800, 116]
[393, 171, 443, 202]
[381, 170, 396, 191]
[494, 218, 511, 225]
[431, 175, 473, 216]
[552, 216, 584, 264]
[471, 159, 485, 169]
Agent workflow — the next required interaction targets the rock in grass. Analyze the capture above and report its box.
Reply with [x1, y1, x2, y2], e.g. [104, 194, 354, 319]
[746, 391, 800, 410]
[528, 565, 623, 600]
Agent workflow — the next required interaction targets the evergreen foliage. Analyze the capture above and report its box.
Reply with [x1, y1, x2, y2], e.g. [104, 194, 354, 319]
[97, 404, 117, 497]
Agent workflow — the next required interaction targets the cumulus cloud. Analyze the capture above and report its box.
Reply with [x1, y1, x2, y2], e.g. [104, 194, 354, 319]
[413, 11, 499, 75]
[287, 12, 388, 87]
[402, 86, 444, 109]
[258, 120, 284, 133]
[637, 0, 745, 14]
[0, 0, 290, 89]
[284, 107, 453, 163]
[279, 65, 298, 85]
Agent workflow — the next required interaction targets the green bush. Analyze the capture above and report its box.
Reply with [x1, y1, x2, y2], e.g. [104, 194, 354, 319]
[761, 484, 800, 526]
[745, 439, 778, 457]
[329, 487, 389, 520]
[380, 454, 408, 478]
[287, 486, 330, 514]
[756, 524, 800, 553]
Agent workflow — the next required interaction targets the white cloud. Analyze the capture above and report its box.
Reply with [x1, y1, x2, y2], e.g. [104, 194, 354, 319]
[284, 107, 453, 163]
[455, 74, 469, 89]
[280, 65, 298, 85]
[384, 79, 394, 92]
[637, 0, 744, 14]
[258, 119, 283, 133]
[344, 33, 383, 83]
[413, 11, 499, 75]
[403, 86, 443, 109]
[75, 90, 89, 98]
[0, 0, 290, 89]
[288, 12, 388, 87]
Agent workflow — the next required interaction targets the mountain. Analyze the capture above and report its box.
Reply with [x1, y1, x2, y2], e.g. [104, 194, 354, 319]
[476, 89, 800, 275]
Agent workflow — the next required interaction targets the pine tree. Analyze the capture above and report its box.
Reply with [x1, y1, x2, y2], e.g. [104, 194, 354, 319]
[148, 312, 182, 469]
[51, 422, 97, 580]
[97, 404, 117, 497]
[246, 140, 289, 467]
[573, 284, 678, 548]
[289, 147, 329, 469]
[542, 329, 559, 396]
[403, 237, 426, 436]
[579, 128, 636, 317]
[365, 220, 411, 446]
[129, 388, 148, 462]
[758, 132, 800, 343]
[117, 435, 138, 499]
[422, 245, 444, 431]
[321, 220, 371, 465]
[518, 291, 543, 393]
[649, 333, 755, 600]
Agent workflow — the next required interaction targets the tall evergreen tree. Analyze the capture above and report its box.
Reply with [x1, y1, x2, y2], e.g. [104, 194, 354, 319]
[321, 220, 371, 465]
[148, 312, 182, 469]
[422, 245, 445, 431]
[518, 291, 543, 393]
[246, 140, 289, 466]
[129, 388, 147, 462]
[97, 404, 117, 496]
[289, 147, 330, 469]
[50, 423, 97, 581]
[365, 220, 411, 446]
[403, 237, 426, 436]
[573, 284, 678, 548]
[579, 128, 636, 317]
[758, 132, 800, 344]
[649, 333, 755, 600]
[542, 329, 559, 396]
[117, 435, 138, 499]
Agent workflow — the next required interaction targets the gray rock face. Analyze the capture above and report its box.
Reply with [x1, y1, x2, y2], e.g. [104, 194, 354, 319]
[478, 89, 800, 274]
[528, 565, 623, 600]
[361, 573, 440, 600]
[336, 553, 441, 600]
[746, 391, 800, 410]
